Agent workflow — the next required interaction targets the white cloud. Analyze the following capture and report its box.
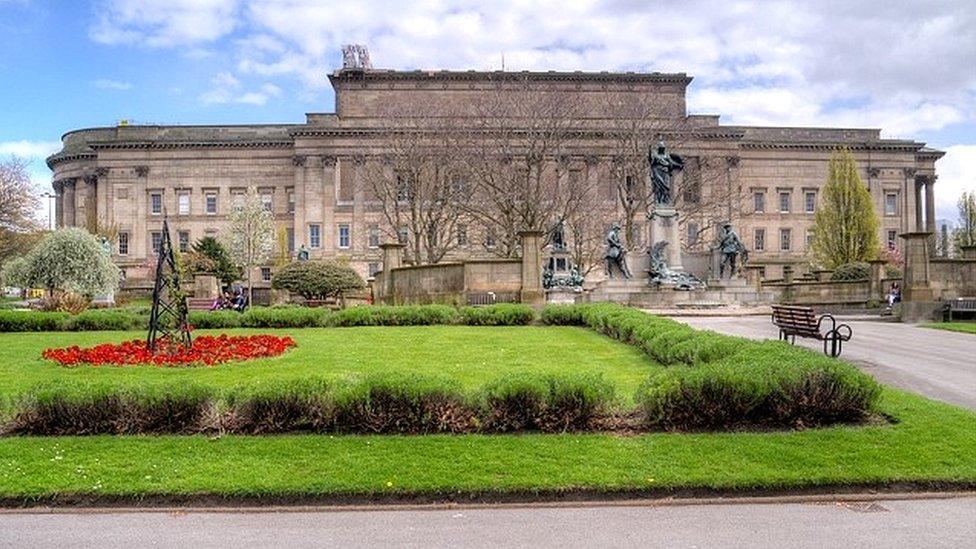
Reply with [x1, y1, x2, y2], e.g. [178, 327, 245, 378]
[93, 78, 133, 90]
[199, 72, 281, 105]
[0, 140, 61, 159]
[935, 145, 976, 221]
[89, 0, 240, 47]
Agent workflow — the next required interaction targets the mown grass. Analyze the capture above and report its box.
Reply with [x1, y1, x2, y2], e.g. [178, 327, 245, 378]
[0, 389, 973, 499]
[0, 326, 652, 403]
[922, 322, 976, 335]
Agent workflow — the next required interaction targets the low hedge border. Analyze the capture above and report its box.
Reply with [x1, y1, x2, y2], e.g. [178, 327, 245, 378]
[3, 373, 616, 436]
[0, 303, 541, 332]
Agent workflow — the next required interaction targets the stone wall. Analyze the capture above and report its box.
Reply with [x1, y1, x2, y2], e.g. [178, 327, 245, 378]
[929, 259, 976, 298]
[377, 259, 523, 305]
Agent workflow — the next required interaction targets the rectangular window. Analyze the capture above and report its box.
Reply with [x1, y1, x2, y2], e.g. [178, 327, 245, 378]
[397, 226, 409, 245]
[804, 191, 816, 213]
[780, 228, 792, 251]
[150, 193, 162, 215]
[260, 191, 273, 212]
[457, 224, 468, 246]
[178, 231, 190, 253]
[338, 224, 351, 249]
[286, 228, 295, 253]
[205, 192, 218, 215]
[150, 231, 162, 254]
[368, 224, 380, 248]
[117, 232, 129, 255]
[753, 192, 765, 213]
[231, 190, 246, 209]
[885, 193, 897, 216]
[778, 191, 791, 213]
[177, 192, 190, 216]
[286, 188, 295, 213]
[260, 267, 272, 282]
[686, 221, 699, 246]
[887, 229, 898, 250]
[368, 262, 380, 277]
[309, 224, 321, 249]
[754, 228, 765, 252]
[396, 174, 411, 201]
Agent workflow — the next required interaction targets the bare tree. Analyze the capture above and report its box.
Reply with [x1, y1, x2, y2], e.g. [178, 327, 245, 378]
[0, 156, 41, 263]
[361, 101, 469, 265]
[461, 78, 590, 257]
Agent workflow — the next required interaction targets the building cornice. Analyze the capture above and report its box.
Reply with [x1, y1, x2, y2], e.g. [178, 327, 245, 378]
[329, 69, 692, 86]
[740, 141, 927, 152]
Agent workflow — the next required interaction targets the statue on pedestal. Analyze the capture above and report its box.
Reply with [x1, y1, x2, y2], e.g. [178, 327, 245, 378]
[718, 223, 748, 278]
[550, 221, 567, 252]
[604, 223, 632, 279]
[648, 241, 705, 290]
[649, 141, 685, 205]
[296, 245, 310, 262]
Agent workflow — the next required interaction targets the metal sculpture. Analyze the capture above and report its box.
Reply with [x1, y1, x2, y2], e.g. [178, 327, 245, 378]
[147, 217, 192, 353]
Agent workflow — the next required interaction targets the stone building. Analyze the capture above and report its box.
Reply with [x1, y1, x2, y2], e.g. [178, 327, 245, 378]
[47, 62, 942, 288]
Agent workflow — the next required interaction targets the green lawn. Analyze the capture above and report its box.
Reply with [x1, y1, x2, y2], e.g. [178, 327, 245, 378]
[1, 324, 974, 502]
[922, 322, 976, 335]
[0, 389, 973, 500]
[0, 326, 651, 402]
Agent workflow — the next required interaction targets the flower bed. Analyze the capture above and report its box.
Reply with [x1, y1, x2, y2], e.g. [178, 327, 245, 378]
[41, 335, 295, 367]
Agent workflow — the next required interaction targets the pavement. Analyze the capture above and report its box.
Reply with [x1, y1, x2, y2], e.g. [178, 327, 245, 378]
[672, 315, 976, 410]
[1, 496, 973, 548]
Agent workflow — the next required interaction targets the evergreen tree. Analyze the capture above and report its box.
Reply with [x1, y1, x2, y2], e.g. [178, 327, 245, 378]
[810, 149, 880, 269]
[952, 191, 976, 253]
[188, 236, 242, 286]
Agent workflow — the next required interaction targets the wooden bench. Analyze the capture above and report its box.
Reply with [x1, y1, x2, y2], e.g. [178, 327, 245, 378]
[771, 304, 852, 358]
[186, 298, 214, 312]
[944, 297, 976, 321]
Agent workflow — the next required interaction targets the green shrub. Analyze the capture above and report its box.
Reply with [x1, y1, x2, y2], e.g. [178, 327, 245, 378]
[241, 306, 328, 328]
[540, 304, 586, 325]
[63, 309, 144, 331]
[830, 262, 870, 281]
[328, 305, 459, 327]
[225, 378, 335, 434]
[460, 303, 536, 326]
[480, 374, 615, 432]
[0, 310, 68, 332]
[332, 373, 472, 434]
[188, 310, 242, 329]
[271, 260, 365, 300]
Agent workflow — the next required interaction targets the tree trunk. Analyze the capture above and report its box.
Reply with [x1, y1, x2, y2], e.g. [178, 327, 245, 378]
[246, 267, 253, 309]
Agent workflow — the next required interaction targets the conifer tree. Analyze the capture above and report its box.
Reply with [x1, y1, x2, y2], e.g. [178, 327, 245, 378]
[810, 149, 880, 268]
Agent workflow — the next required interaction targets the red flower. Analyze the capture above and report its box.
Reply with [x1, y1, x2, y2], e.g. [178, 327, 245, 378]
[42, 335, 296, 367]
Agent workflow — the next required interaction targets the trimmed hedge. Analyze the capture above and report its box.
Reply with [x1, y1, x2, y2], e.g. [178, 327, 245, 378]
[542, 303, 881, 429]
[328, 305, 459, 327]
[4, 373, 615, 436]
[459, 304, 536, 326]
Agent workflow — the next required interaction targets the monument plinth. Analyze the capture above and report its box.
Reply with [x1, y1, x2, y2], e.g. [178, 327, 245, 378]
[647, 206, 683, 273]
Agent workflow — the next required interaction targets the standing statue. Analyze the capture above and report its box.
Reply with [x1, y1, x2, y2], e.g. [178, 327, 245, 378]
[604, 223, 632, 279]
[550, 221, 567, 252]
[648, 141, 685, 205]
[718, 223, 748, 278]
[296, 245, 310, 262]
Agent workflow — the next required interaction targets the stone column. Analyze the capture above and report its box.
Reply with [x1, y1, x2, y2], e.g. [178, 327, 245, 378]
[63, 179, 76, 227]
[647, 205, 683, 272]
[518, 230, 545, 307]
[924, 176, 937, 255]
[53, 181, 64, 229]
[379, 243, 404, 304]
[902, 168, 916, 235]
[292, 155, 307, 252]
[914, 180, 924, 231]
[900, 231, 936, 321]
[868, 259, 886, 301]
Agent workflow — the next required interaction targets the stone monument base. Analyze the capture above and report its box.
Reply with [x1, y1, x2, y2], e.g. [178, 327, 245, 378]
[647, 206, 683, 271]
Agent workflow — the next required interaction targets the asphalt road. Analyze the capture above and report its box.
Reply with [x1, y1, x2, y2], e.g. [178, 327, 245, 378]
[672, 316, 976, 410]
[1, 497, 973, 548]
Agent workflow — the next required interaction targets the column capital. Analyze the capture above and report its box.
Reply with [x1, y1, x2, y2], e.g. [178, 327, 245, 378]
[902, 167, 917, 179]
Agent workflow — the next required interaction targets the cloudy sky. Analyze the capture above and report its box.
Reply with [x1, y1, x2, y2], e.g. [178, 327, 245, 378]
[1, 0, 974, 224]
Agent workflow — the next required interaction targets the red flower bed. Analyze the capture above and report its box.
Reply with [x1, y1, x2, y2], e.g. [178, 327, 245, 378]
[42, 335, 296, 367]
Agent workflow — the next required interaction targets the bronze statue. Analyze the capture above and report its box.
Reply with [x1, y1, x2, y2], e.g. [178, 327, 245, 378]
[296, 245, 310, 262]
[648, 141, 684, 205]
[648, 241, 705, 290]
[718, 223, 748, 278]
[604, 223, 632, 278]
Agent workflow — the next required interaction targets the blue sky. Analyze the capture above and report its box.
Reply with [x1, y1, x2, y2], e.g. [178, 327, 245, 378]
[1, 0, 974, 223]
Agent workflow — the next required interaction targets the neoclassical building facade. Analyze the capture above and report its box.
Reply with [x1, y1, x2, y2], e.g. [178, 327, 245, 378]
[48, 65, 942, 287]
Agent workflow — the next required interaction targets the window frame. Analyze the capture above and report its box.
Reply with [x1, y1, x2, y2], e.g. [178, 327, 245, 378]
[117, 232, 129, 256]
[804, 191, 816, 214]
[150, 192, 163, 215]
[754, 228, 765, 252]
[779, 228, 792, 251]
[205, 192, 218, 215]
[884, 192, 898, 216]
[778, 191, 791, 214]
[338, 224, 351, 249]
[753, 191, 765, 213]
[309, 224, 322, 249]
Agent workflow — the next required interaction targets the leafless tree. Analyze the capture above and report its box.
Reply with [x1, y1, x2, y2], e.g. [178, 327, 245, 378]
[0, 156, 41, 263]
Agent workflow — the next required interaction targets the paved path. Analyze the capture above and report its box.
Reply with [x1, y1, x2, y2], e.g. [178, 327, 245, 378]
[2, 497, 973, 548]
[673, 316, 976, 410]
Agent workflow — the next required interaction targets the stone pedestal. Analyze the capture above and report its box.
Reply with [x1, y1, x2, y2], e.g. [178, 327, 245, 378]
[193, 275, 220, 299]
[900, 231, 938, 322]
[379, 242, 405, 303]
[647, 206, 683, 272]
[868, 259, 886, 301]
[518, 230, 545, 307]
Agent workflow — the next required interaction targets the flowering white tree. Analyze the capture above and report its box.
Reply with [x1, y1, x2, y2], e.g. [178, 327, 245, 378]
[20, 227, 120, 295]
[226, 189, 276, 305]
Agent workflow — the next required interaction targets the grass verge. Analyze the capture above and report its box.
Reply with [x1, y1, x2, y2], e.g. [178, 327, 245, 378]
[922, 322, 976, 335]
[0, 388, 973, 502]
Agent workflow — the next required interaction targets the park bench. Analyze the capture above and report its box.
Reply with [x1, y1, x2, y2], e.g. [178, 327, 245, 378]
[943, 297, 976, 321]
[771, 304, 852, 358]
[185, 298, 213, 312]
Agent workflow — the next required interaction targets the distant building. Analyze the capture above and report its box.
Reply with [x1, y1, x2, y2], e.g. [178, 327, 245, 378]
[48, 60, 942, 287]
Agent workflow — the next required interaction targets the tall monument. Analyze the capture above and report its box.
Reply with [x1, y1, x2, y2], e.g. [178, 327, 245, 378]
[647, 141, 686, 272]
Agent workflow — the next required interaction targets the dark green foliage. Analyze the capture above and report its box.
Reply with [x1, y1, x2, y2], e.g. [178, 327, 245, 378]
[328, 305, 459, 326]
[541, 303, 880, 429]
[187, 237, 242, 286]
[333, 374, 473, 434]
[540, 304, 587, 325]
[0, 310, 68, 332]
[271, 261, 365, 300]
[240, 306, 328, 328]
[480, 374, 614, 432]
[830, 261, 871, 281]
[187, 310, 242, 329]
[459, 304, 536, 326]
[225, 379, 335, 434]
[63, 309, 143, 331]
